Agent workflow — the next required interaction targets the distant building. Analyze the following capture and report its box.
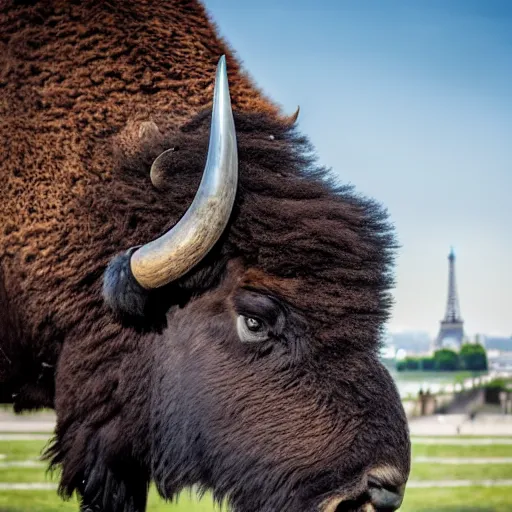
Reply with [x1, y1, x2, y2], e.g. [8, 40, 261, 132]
[485, 336, 512, 352]
[485, 336, 512, 372]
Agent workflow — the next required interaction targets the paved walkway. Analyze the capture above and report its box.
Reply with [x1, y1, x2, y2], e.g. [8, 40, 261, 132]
[0, 460, 45, 468]
[0, 411, 55, 433]
[0, 434, 52, 441]
[409, 414, 512, 436]
[0, 483, 57, 490]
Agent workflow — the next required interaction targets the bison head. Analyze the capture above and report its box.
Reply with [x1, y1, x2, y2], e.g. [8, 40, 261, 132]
[100, 57, 410, 511]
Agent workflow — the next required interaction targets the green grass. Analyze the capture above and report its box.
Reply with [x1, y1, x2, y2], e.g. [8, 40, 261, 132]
[412, 443, 512, 458]
[0, 439, 221, 511]
[0, 466, 51, 483]
[410, 442, 512, 481]
[410, 463, 512, 481]
[0, 491, 79, 511]
[2, 486, 512, 512]
[3, 435, 512, 511]
[0, 440, 50, 461]
[0, 489, 219, 512]
[401, 487, 512, 512]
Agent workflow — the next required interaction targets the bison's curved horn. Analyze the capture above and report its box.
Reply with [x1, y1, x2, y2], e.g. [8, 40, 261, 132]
[130, 55, 238, 289]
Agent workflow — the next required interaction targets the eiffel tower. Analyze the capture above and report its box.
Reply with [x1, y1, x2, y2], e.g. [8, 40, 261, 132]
[434, 247, 465, 350]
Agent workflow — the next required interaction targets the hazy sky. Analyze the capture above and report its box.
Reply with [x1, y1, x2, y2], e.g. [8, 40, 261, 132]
[203, 0, 512, 338]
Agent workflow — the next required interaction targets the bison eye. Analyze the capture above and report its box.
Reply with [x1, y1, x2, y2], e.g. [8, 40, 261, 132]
[245, 317, 262, 331]
[236, 315, 270, 343]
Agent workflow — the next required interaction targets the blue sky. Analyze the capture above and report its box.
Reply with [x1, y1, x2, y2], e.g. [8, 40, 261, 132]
[203, 0, 512, 338]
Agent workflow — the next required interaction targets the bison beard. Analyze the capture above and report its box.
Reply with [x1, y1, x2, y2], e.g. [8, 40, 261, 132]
[1, 1, 409, 511]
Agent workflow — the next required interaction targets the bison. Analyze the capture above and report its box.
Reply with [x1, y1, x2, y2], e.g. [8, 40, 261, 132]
[0, 1, 410, 511]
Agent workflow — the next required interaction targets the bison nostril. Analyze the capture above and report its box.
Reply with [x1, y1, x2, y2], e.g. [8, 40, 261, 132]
[367, 476, 404, 511]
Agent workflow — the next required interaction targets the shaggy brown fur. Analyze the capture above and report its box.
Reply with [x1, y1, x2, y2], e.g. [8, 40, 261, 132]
[0, 1, 409, 511]
[0, 0, 277, 403]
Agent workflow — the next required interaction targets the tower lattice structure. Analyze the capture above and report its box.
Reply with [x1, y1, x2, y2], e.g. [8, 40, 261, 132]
[434, 248, 465, 350]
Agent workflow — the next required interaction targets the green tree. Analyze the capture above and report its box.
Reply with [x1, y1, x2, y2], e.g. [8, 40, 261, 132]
[420, 357, 435, 371]
[396, 360, 407, 372]
[459, 343, 488, 371]
[396, 357, 420, 371]
[405, 357, 420, 370]
[434, 349, 459, 371]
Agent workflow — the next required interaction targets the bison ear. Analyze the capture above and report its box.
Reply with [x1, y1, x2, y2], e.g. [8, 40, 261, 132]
[150, 147, 179, 190]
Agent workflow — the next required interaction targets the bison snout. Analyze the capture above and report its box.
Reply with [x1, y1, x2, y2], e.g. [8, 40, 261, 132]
[320, 468, 406, 512]
[367, 473, 405, 511]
